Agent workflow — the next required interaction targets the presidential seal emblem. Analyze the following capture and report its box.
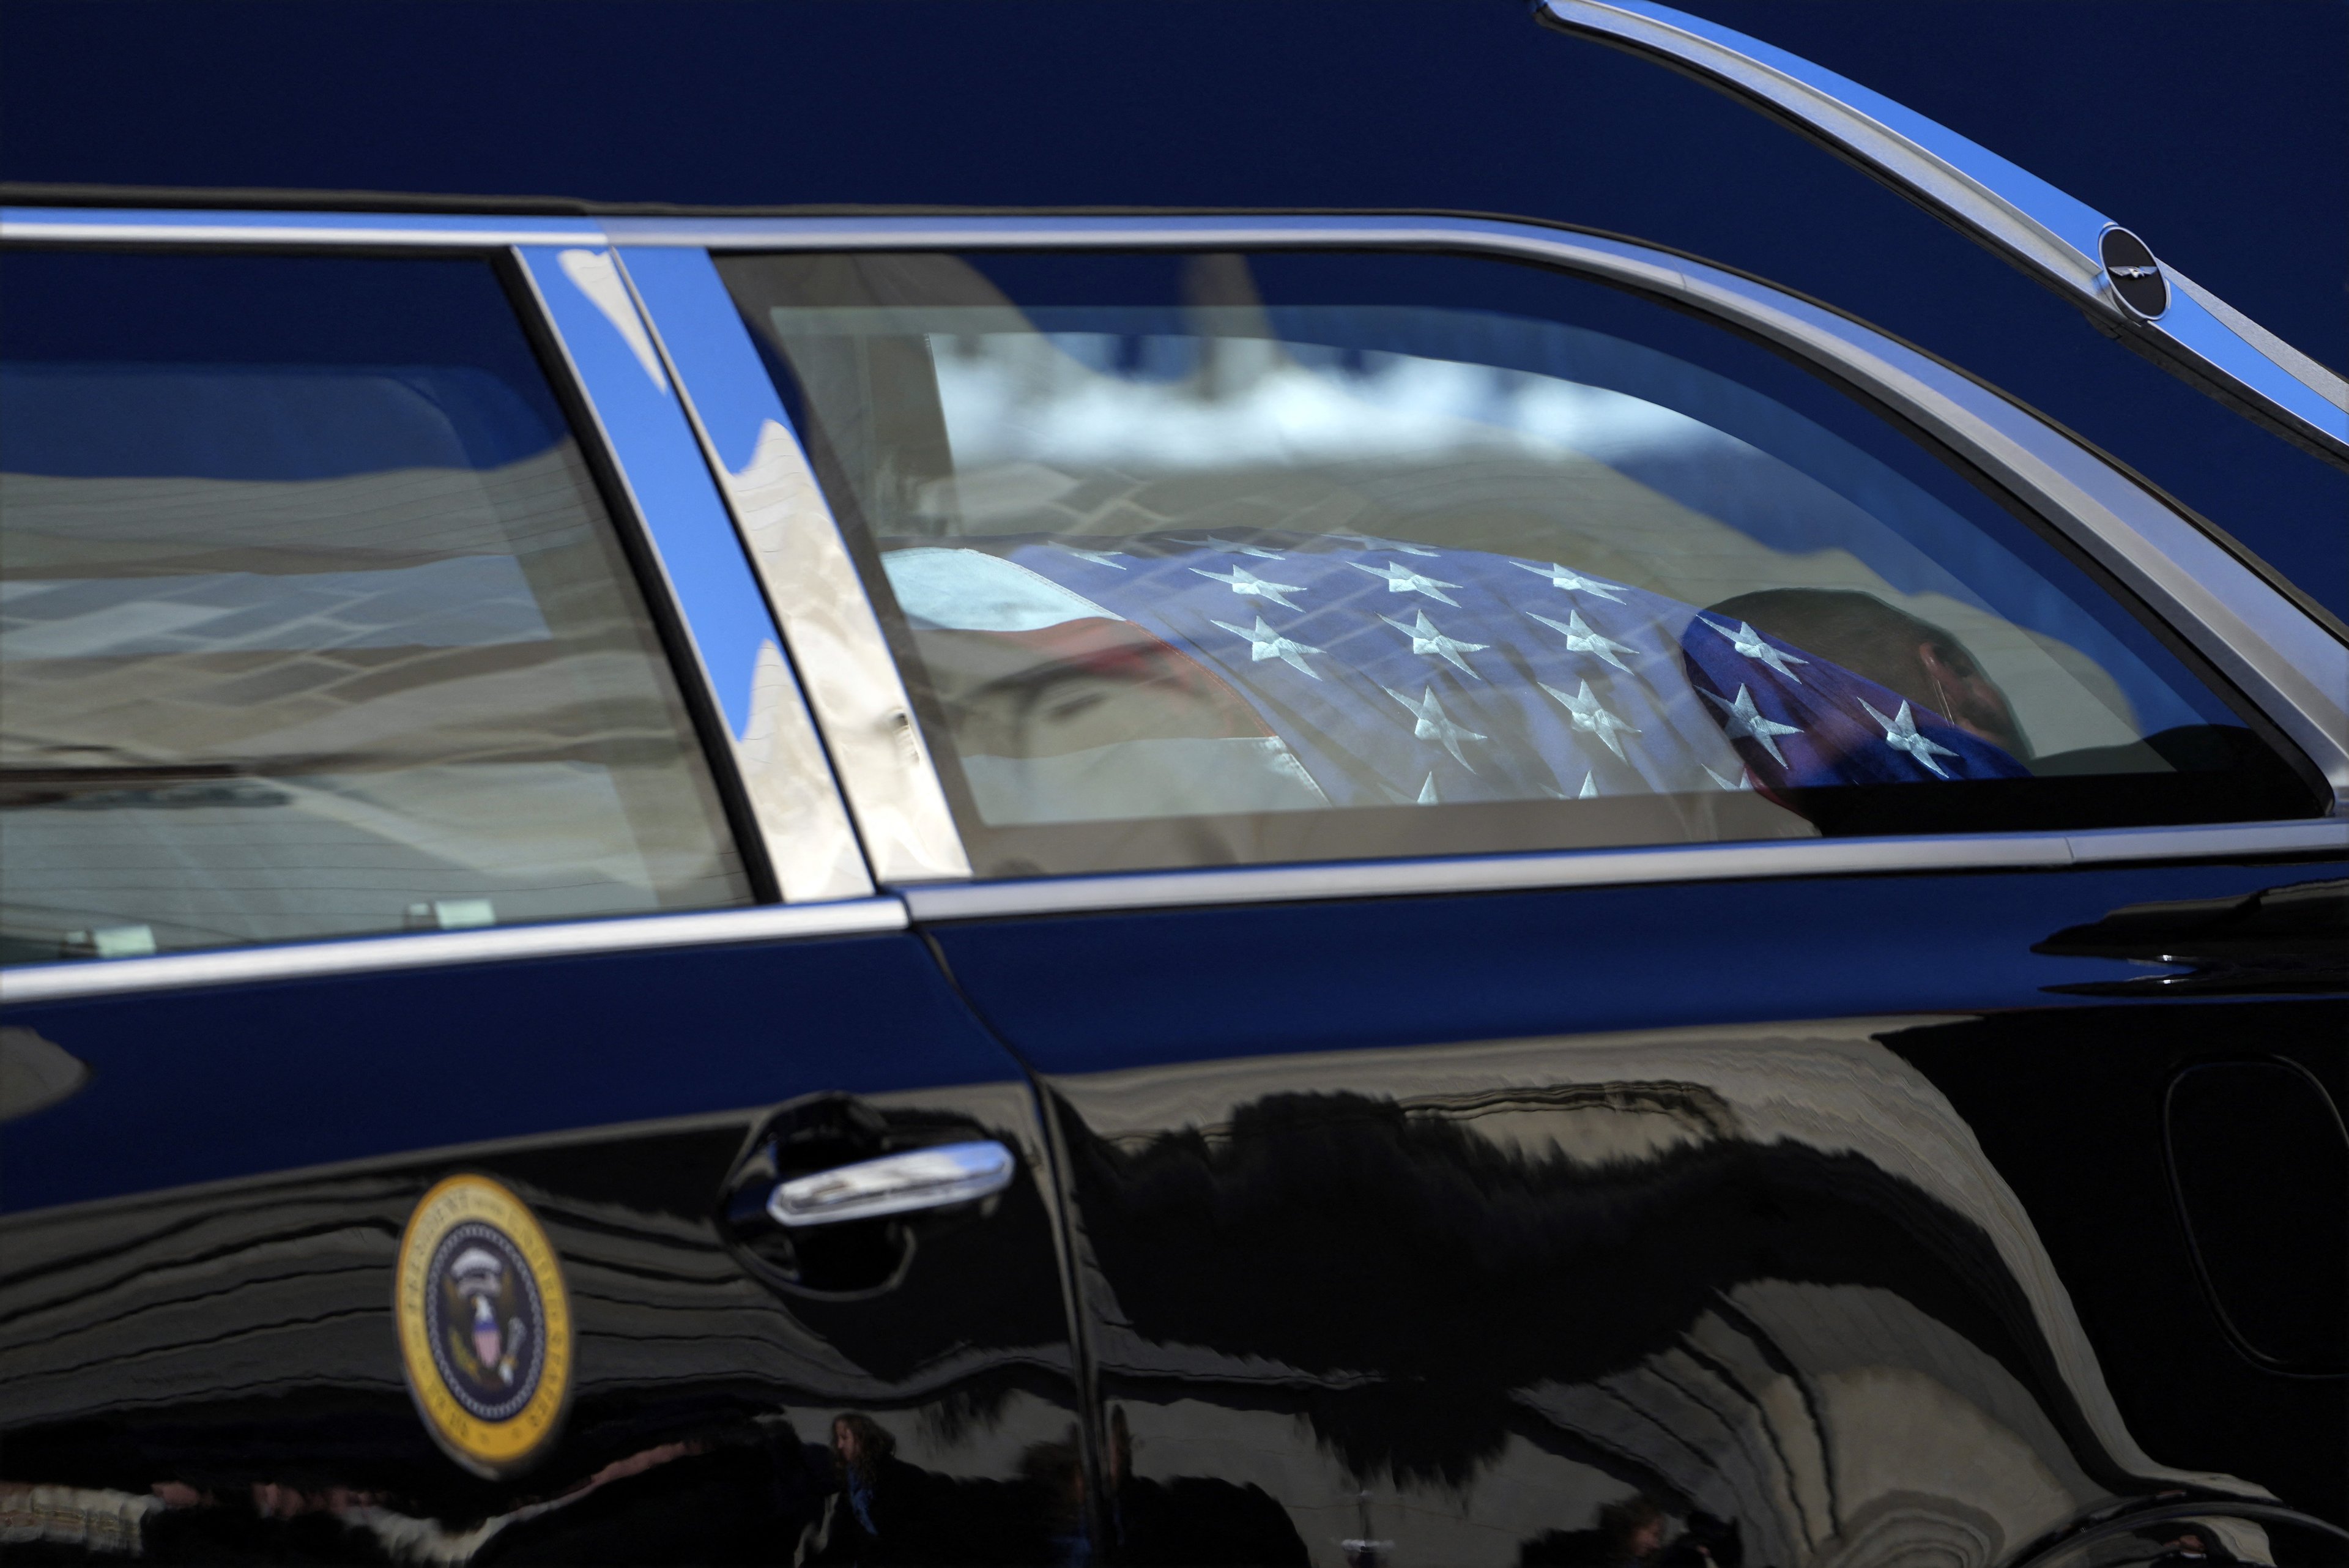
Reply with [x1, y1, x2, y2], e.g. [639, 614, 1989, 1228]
[395, 1175, 573, 1476]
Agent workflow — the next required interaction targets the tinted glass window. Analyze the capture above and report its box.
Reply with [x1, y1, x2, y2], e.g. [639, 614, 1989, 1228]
[0, 251, 751, 964]
[719, 250, 2315, 879]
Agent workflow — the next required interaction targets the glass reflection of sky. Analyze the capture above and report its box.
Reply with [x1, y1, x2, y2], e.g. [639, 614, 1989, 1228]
[935, 333, 1723, 472]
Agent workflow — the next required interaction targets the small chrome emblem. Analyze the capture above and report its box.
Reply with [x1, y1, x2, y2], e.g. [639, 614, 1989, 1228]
[2098, 228, 2169, 320]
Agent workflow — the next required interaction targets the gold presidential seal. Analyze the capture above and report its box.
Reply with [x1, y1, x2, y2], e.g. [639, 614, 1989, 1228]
[395, 1174, 573, 1476]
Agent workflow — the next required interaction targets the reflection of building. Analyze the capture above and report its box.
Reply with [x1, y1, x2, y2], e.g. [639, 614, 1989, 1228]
[1, 437, 746, 957]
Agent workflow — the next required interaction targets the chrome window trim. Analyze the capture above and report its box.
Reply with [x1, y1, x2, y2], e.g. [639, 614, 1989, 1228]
[0, 209, 608, 248]
[513, 245, 874, 900]
[0, 899, 910, 1006]
[902, 820, 2349, 922]
[612, 246, 972, 885]
[1534, 0, 2349, 460]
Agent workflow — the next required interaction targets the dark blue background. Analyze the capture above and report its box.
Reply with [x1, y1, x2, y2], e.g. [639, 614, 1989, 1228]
[5, 1, 2342, 612]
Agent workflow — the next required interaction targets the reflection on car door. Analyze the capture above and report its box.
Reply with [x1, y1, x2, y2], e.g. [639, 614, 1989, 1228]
[2, 932, 1082, 1564]
[930, 862, 2345, 1564]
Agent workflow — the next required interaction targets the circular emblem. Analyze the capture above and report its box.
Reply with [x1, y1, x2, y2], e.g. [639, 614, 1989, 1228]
[2099, 226, 2169, 321]
[395, 1175, 573, 1476]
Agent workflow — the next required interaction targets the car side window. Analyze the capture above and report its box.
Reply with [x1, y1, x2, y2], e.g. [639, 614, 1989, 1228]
[716, 248, 2317, 879]
[0, 250, 752, 964]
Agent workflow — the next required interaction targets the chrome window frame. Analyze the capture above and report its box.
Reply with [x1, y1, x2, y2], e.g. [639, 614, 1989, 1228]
[511, 244, 870, 900]
[1537, 0, 2349, 464]
[610, 245, 970, 885]
[0, 211, 872, 1003]
[900, 819, 2348, 922]
[3, 205, 2342, 960]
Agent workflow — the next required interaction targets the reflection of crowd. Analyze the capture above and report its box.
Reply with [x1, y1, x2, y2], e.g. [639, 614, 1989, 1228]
[113, 1405, 1308, 1565]
[812, 1406, 1305, 1567]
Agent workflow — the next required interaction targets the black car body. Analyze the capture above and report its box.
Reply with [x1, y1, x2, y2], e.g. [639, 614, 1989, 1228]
[2, 4, 2343, 1564]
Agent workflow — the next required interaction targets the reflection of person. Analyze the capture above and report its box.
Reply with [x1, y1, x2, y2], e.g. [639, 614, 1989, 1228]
[1019, 1435, 1090, 1567]
[836, 1414, 890, 1539]
[1597, 1497, 1665, 1565]
[1705, 588, 2025, 758]
[815, 1413, 927, 1564]
[815, 1412, 1078, 1566]
[1520, 1495, 1671, 1567]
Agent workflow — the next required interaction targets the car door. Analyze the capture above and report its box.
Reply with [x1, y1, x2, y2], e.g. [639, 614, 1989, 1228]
[0, 225, 1084, 1565]
[662, 224, 2347, 1567]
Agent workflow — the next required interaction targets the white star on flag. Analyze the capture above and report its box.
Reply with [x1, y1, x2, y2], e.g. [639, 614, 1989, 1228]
[1701, 683, 1803, 766]
[1702, 619, 1808, 683]
[1381, 610, 1489, 678]
[1383, 684, 1486, 770]
[1510, 561, 1627, 602]
[1349, 559, 1464, 606]
[1540, 678, 1642, 759]
[1211, 616, 1324, 678]
[1192, 563, 1307, 611]
[1528, 609, 1638, 673]
[1053, 544, 1127, 569]
[1578, 772, 1598, 799]
[1860, 698, 1962, 778]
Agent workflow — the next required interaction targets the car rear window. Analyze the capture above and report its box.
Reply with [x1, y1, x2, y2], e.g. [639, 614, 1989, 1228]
[0, 250, 751, 964]
[716, 248, 2319, 879]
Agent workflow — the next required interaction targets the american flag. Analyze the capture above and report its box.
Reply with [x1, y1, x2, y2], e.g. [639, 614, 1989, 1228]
[885, 529, 2027, 821]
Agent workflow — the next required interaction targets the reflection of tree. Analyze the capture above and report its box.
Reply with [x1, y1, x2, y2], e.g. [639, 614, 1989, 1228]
[1063, 1088, 2098, 1491]
[916, 1378, 1023, 1448]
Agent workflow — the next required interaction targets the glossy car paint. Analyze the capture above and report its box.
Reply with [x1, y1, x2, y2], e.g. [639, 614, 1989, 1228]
[4, 17, 2346, 1561]
[921, 858, 2347, 1560]
[0, 933, 1086, 1561]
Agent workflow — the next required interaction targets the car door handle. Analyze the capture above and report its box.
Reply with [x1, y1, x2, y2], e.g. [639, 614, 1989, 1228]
[766, 1140, 1015, 1228]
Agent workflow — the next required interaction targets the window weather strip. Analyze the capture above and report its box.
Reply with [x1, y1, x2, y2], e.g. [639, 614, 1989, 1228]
[900, 820, 2348, 921]
[0, 899, 912, 1006]
[0, 209, 609, 248]
[1534, 0, 2349, 463]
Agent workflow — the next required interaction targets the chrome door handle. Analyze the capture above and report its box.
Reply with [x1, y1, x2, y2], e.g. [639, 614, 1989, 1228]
[766, 1140, 1015, 1228]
